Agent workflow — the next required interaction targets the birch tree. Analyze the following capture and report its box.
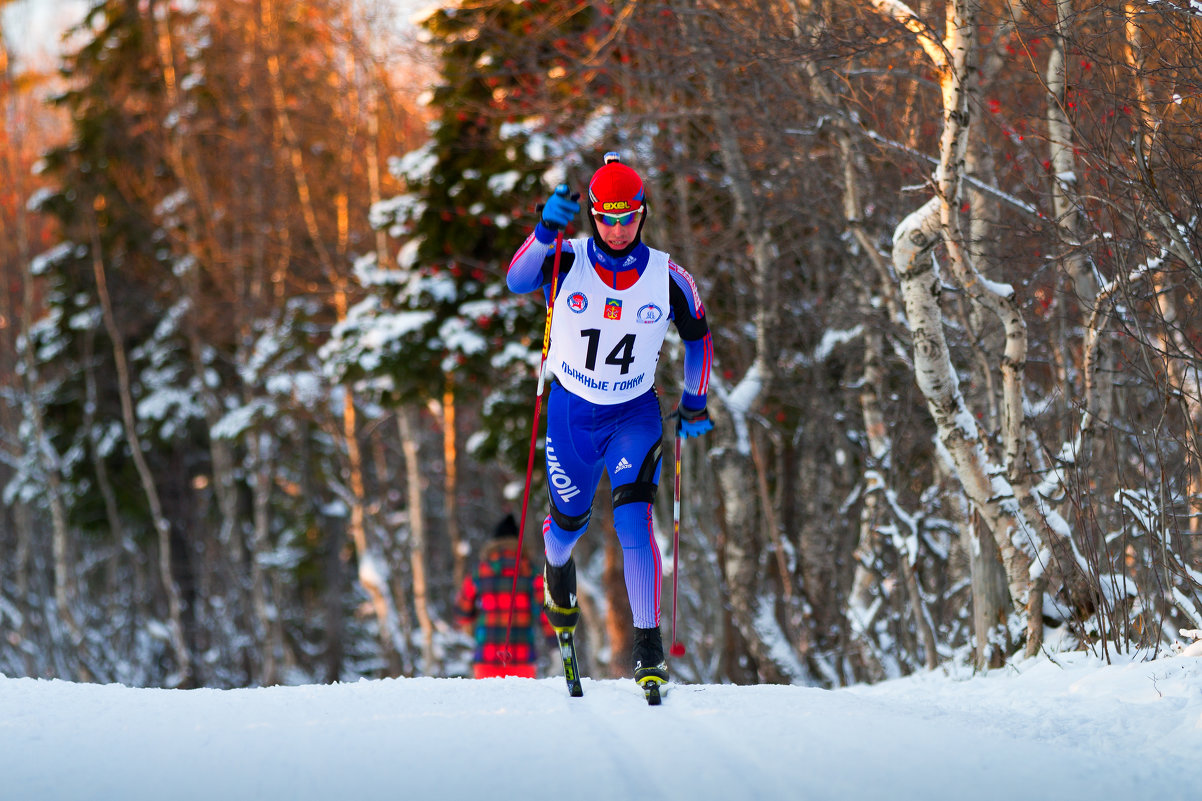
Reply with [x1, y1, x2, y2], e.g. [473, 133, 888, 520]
[869, 0, 1060, 654]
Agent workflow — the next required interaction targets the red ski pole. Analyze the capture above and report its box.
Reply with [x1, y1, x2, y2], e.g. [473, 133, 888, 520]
[670, 422, 686, 657]
[503, 230, 564, 660]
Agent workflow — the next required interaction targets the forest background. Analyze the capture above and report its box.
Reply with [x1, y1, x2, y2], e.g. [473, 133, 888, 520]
[1, 0, 1200, 690]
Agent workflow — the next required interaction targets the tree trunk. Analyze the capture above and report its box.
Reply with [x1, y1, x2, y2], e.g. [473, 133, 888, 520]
[262, 0, 399, 674]
[323, 511, 347, 684]
[441, 387, 466, 590]
[1121, 2, 1202, 538]
[4, 58, 82, 663]
[343, 388, 403, 676]
[399, 405, 438, 675]
[892, 195, 1042, 647]
[967, 517, 1012, 670]
[872, 0, 1058, 657]
[248, 432, 279, 685]
[89, 207, 193, 687]
[0, 39, 37, 677]
[709, 413, 793, 684]
[680, 6, 794, 683]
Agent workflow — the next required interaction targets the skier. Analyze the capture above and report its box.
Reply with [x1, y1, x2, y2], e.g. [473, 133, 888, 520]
[506, 152, 714, 692]
[456, 514, 552, 679]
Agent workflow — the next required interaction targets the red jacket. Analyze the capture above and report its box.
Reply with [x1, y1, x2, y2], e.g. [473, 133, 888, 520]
[456, 538, 552, 675]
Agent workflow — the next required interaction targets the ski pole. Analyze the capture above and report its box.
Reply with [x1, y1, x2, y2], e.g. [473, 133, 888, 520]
[670, 421, 686, 657]
[504, 229, 564, 660]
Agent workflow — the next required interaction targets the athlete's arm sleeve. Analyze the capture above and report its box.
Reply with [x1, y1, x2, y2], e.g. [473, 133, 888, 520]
[507, 225, 576, 297]
[668, 263, 712, 410]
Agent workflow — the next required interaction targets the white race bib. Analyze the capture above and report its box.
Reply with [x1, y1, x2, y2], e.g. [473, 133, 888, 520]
[548, 239, 671, 404]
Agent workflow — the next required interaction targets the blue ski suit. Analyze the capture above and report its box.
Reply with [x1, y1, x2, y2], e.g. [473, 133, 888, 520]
[507, 222, 712, 628]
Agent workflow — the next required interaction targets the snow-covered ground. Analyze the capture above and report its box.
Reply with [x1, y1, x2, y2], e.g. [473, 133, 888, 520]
[2, 650, 1199, 800]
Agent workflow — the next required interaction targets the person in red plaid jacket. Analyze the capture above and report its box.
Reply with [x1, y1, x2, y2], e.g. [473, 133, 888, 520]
[456, 514, 554, 678]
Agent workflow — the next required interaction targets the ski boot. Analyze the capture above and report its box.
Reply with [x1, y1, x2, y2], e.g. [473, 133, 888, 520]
[543, 557, 580, 633]
[545, 558, 584, 697]
[633, 626, 669, 704]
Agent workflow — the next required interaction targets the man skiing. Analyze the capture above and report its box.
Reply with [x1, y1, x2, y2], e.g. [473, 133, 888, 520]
[506, 152, 714, 694]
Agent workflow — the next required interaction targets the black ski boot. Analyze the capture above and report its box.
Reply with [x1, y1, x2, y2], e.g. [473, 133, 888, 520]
[543, 558, 580, 633]
[632, 626, 669, 685]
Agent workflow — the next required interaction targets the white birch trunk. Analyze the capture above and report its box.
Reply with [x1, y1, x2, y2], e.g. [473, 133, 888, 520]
[874, 0, 1120, 656]
[892, 195, 1042, 644]
[874, 0, 1051, 654]
[798, 20, 952, 671]
[1046, 0, 1094, 297]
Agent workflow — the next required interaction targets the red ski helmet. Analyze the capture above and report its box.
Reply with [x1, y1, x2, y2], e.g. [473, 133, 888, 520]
[588, 152, 645, 225]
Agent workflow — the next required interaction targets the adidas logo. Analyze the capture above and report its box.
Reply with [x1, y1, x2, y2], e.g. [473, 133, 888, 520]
[615, 457, 633, 472]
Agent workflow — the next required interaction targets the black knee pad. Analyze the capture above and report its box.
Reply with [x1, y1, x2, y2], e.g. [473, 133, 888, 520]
[550, 501, 591, 532]
[613, 481, 658, 508]
[612, 440, 662, 508]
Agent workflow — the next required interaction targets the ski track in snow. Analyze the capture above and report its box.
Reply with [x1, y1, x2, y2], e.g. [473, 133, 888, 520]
[1, 651, 1200, 801]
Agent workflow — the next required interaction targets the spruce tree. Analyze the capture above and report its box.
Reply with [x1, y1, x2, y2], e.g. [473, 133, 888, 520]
[28, 0, 405, 685]
[33, 0, 193, 535]
[323, 1, 597, 470]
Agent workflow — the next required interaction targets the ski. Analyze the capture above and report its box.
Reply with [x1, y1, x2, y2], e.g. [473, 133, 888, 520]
[556, 630, 584, 697]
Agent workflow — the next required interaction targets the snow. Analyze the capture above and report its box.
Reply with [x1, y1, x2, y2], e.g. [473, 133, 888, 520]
[976, 273, 1014, 299]
[28, 242, 74, 276]
[487, 169, 522, 196]
[2, 650, 1199, 800]
[389, 143, 438, 183]
[437, 317, 488, 357]
[717, 361, 762, 456]
[813, 325, 863, 363]
[396, 237, 421, 270]
[355, 308, 434, 351]
[210, 399, 271, 441]
[267, 371, 324, 407]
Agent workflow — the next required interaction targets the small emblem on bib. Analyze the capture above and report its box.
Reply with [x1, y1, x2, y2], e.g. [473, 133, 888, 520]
[637, 303, 663, 323]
